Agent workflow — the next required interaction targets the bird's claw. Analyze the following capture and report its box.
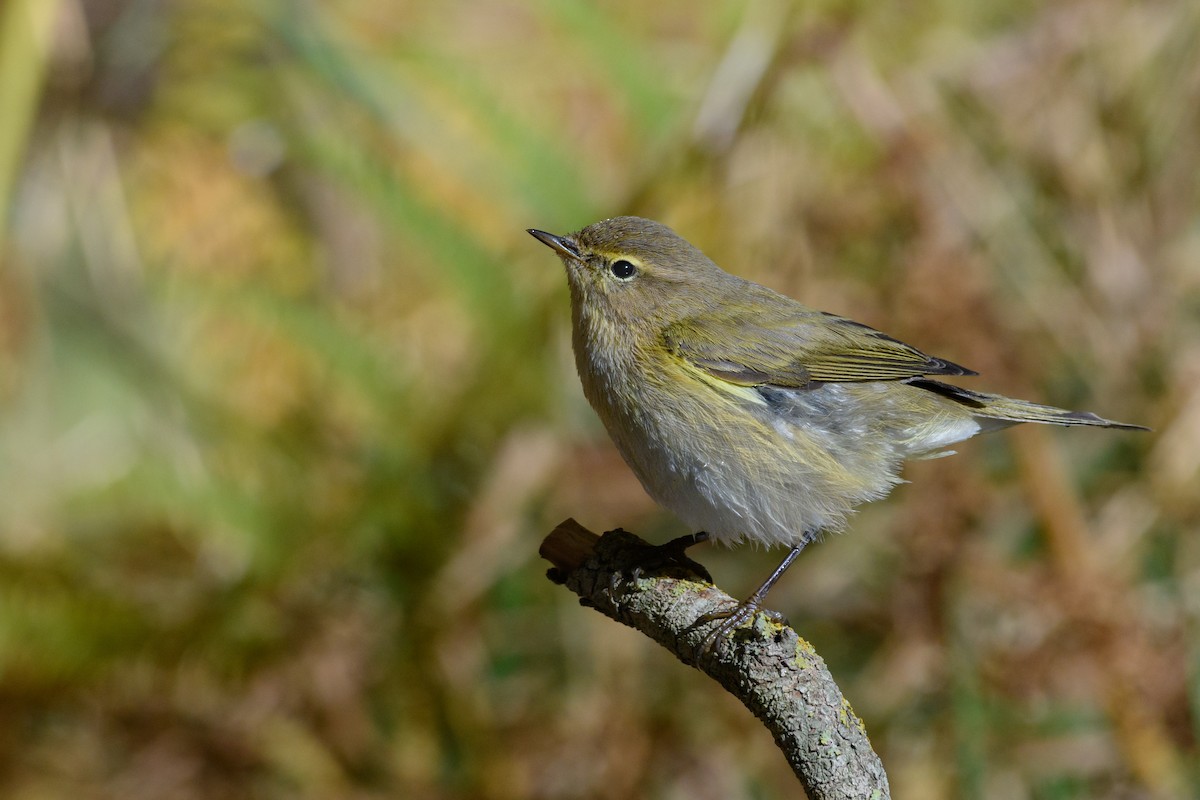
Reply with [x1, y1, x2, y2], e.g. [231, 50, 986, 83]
[695, 599, 788, 656]
[606, 531, 713, 603]
[626, 531, 713, 584]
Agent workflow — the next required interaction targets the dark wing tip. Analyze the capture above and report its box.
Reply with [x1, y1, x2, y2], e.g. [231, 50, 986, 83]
[906, 378, 988, 407]
[928, 357, 978, 377]
[825, 314, 979, 378]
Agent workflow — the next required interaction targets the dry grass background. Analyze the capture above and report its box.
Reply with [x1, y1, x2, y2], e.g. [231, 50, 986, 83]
[1, 0, 1198, 798]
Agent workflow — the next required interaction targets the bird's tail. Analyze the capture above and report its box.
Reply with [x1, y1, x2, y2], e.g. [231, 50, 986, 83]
[908, 378, 1148, 431]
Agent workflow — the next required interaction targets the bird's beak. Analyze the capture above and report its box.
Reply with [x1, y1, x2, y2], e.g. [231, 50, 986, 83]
[527, 229, 581, 259]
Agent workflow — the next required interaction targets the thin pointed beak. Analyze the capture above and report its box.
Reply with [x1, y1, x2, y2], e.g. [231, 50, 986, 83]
[527, 228, 581, 258]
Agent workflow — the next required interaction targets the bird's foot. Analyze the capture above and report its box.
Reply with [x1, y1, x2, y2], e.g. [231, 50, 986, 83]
[631, 531, 712, 581]
[695, 598, 787, 656]
[611, 532, 713, 595]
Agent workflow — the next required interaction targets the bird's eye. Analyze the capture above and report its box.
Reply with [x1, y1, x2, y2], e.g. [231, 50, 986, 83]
[609, 259, 638, 280]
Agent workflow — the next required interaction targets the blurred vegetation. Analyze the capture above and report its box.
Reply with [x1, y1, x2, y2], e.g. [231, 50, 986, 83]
[1, 0, 1198, 798]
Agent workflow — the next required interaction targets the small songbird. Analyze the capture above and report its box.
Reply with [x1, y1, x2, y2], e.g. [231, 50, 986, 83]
[529, 216, 1145, 638]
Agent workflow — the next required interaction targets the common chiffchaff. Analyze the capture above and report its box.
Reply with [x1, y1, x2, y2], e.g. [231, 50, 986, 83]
[529, 217, 1144, 629]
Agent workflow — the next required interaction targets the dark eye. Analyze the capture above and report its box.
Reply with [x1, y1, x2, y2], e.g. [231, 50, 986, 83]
[610, 259, 638, 280]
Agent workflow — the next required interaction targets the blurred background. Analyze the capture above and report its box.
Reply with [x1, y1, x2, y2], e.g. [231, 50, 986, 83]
[1, 0, 1197, 798]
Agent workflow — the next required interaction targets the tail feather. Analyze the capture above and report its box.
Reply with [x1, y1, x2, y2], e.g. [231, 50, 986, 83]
[908, 378, 1148, 431]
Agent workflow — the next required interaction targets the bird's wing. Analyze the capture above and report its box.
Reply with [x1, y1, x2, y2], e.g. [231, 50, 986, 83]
[664, 307, 975, 388]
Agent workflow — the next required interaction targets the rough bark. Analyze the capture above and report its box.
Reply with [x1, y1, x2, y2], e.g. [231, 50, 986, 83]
[540, 519, 890, 800]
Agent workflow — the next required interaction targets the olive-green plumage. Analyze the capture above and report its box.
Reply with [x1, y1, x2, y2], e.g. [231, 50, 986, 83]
[530, 217, 1144, 550]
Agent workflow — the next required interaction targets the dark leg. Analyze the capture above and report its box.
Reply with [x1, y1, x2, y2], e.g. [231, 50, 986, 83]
[661, 530, 711, 552]
[624, 531, 713, 585]
[698, 529, 818, 653]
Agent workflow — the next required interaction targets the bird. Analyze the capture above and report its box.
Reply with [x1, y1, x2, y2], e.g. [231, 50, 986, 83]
[529, 216, 1146, 642]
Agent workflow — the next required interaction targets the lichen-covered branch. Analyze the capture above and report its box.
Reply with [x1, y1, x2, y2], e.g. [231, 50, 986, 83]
[540, 519, 890, 800]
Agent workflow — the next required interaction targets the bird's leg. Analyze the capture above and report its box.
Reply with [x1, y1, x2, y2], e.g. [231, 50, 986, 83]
[623, 531, 713, 586]
[660, 530, 711, 554]
[697, 529, 818, 654]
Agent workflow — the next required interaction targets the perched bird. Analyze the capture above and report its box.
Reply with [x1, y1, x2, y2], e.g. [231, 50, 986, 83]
[529, 216, 1145, 638]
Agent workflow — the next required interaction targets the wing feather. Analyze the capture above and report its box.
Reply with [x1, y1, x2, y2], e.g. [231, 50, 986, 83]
[664, 304, 975, 388]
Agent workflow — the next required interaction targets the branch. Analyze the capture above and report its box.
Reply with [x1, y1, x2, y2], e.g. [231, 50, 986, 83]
[540, 519, 890, 800]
